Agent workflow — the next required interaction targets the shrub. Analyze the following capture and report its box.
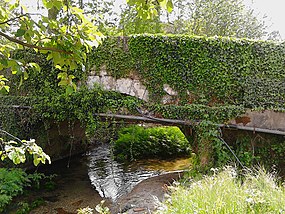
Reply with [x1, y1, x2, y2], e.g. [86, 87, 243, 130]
[0, 168, 45, 212]
[114, 125, 191, 160]
[157, 166, 285, 214]
[0, 168, 30, 212]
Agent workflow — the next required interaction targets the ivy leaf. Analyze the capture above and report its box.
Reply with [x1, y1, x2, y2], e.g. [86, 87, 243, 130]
[4, 85, 10, 92]
[52, 0, 63, 10]
[33, 156, 40, 166]
[65, 85, 74, 95]
[23, 71, 29, 80]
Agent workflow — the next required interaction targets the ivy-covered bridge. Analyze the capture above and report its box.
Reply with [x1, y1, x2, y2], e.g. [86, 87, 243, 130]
[87, 36, 285, 134]
[1, 35, 285, 166]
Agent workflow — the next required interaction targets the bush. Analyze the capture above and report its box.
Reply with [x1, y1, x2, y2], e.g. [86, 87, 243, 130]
[157, 166, 285, 214]
[0, 168, 45, 212]
[0, 168, 30, 212]
[114, 125, 191, 160]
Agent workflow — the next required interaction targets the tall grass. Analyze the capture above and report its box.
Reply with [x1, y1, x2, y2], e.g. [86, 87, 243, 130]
[157, 166, 285, 214]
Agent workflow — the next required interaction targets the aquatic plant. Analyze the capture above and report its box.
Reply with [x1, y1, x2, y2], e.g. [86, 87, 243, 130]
[77, 206, 94, 214]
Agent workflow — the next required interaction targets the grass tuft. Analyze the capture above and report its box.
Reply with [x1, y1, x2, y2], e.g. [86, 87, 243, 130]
[157, 166, 285, 214]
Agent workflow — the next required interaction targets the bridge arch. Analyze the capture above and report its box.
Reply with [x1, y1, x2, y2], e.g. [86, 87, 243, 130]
[87, 68, 179, 104]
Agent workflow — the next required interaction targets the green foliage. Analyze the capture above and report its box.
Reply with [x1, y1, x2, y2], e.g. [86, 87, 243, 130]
[0, 85, 143, 141]
[119, 6, 164, 35]
[234, 135, 285, 169]
[94, 200, 110, 214]
[149, 104, 244, 123]
[127, 0, 173, 19]
[0, 0, 104, 95]
[0, 168, 30, 212]
[157, 166, 285, 214]
[0, 168, 50, 213]
[77, 206, 94, 214]
[3, 34, 285, 170]
[114, 125, 191, 160]
[176, 0, 267, 39]
[201, 131, 285, 169]
[0, 0, 106, 167]
[0, 75, 9, 93]
[0, 138, 51, 166]
[91, 35, 285, 110]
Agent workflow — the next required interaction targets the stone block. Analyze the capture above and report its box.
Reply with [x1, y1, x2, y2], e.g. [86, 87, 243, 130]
[101, 76, 116, 90]
[130, 80, 149, 101]
[87, 76, 101, 89]
[99, 65, 108, 76]
[116, 78, 133, 94]
[163, 84, 177, 96]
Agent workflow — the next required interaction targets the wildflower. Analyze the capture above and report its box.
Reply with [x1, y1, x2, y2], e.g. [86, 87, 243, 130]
[245, 197, 254, 204]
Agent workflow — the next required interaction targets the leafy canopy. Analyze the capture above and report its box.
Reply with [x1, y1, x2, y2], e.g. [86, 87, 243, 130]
[0, 0, 104, 95]
[127, 0, 173, 19]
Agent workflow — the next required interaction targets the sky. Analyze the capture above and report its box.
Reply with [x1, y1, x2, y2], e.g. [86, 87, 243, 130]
[21, 0, 285, 40]
[113, 0, 285, 39]
[243, 0, 285, 39]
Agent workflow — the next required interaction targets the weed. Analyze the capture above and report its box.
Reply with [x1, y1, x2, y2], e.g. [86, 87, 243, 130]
[157, 166, 285, 214]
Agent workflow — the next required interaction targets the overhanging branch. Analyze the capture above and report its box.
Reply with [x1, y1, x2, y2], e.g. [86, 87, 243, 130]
[0, 13, 41, 25]
[0, 129, 22, 143]
[0, 31, 72, 54]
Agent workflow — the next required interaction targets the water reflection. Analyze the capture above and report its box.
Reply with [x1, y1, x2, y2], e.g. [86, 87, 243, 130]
[87, 143, 192, 202]
[87, 143, 161, 201]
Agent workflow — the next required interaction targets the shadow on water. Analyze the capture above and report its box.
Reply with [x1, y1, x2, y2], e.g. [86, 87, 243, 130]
[23, 154, 107, 214]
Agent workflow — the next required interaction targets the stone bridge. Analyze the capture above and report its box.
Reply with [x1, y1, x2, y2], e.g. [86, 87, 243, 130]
[87, 67, 285, 135]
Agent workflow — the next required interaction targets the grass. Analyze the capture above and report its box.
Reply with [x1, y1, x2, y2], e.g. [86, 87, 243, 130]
[156, 166, 285, 214]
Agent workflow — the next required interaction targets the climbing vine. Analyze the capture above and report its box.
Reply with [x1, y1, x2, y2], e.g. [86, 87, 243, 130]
[90, 35, 285, 109]
[1, 34, 285, 168]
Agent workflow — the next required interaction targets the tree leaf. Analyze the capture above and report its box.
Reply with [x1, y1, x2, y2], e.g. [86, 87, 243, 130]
[15, 28, 26, 37]
[166, 0, 173, 13]
[28, 63, 41, 72]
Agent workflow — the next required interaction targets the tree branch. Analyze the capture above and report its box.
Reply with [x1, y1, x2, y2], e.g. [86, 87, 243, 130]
[0, 31, 72, 54]
[0, 13, 41, 25]
[0, 128, 22, 143]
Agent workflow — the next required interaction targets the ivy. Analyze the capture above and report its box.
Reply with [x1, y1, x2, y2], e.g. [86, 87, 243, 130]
[2, 34, 285, 168]
[91, 35, 285, 109]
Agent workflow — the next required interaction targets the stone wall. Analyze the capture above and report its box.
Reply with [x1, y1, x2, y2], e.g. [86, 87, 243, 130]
[87, 66, 179, 104]
[229, 110, 285, 132]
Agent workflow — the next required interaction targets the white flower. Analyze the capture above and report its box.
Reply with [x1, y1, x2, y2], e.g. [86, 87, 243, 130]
[246, 197, 254, 204]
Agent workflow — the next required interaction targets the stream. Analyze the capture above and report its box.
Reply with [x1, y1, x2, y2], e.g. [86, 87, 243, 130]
[16, 143, 191, 214]
[88, 143, 165, 201]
